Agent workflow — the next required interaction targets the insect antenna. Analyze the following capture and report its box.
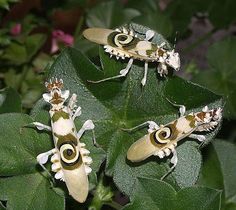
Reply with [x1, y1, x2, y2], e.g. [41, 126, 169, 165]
[173, 31, 178, 49]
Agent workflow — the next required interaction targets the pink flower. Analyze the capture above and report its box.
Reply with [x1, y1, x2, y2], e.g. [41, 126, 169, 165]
[10, 23, 21, 36]
[51, 30, 74, 53]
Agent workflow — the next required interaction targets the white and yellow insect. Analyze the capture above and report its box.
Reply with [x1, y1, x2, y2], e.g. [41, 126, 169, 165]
[83, 27, 180, 86]
[31, 78, 95, 203]
[124, 104, 222, 179]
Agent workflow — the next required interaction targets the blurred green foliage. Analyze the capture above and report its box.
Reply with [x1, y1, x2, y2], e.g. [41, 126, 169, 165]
[0, 0, 235, 209]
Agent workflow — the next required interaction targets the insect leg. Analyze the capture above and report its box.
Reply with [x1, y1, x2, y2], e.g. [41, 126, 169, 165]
[119, 58, 133, 75]
[141, 62, 148, 86]
[161, 149, 178, 180]
[37, 148, 57, 165]
[37, 148, 57, 182]
[189, 134, 206, 142]
[122, 121, 159, 133]
[72, 106, 82, 120]
[30, 122, 52, 131]
[77, 120, 98, 146]
[68, 93, 77, 111]
[145, 30, 155, 41]
[87, 58, 133, 83]
[165, 98, 186, 117]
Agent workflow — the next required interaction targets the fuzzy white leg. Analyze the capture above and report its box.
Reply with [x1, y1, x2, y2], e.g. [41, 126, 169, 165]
[87, 59, 133, 83]
[37, 148, 57, 182]
[51, 162, 61, 172]
[83, 156, 93, 165]
[161, 149, 177, 180]
[189, 134, 206, 142]
[122, 27, 128, 34]
[51, 153, 60, 163]
[179, 106, 186, 117]
[37, 148, 57, 165]
[122, 121, 159, 133]
[147, 121, 160, 133]
[154, 150, 165, 158]
[145, 30, 155, 41]
[202, 106, 209, 112]
[77, 120, 95, 139]
[119, 58, 133, 75]
[32, 122, 52, 131]
[77, 120, 99, 147]
[80, 148, 90, 155]
[213, 108, 223, 121]
[141, 62, 148, 86]
[55, 170, 64, 181]
[164, 148, 171, 156]
[157, 63, 168, 77]
[80, 142, 86, 147]
[85, 165, 92, 175]
[68, 93, 77, 111]
[72, 106, 82, 120]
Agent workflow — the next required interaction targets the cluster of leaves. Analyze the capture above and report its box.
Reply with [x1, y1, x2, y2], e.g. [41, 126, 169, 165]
[0, 22, 230, 210]
[0, 14, 51, 109]
[0, 0, 235, 209]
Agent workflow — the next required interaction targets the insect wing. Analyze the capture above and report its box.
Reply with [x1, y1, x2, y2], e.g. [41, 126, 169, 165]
[62, 163, 88, 203]
[127, 133, 159, 162]
[83, 28, 114, 45]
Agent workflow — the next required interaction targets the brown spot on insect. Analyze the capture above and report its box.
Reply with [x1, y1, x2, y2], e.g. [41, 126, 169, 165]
[185, 115, 196, 128]
[157, 48, 165, 56]
[46, 78, 64, 91]
[196, 112, 207, 121]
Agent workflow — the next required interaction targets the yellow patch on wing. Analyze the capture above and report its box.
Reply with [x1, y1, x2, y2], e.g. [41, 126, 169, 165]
[127, 133, 159, 162]
[62, 164, 88, 203]
[83, 28, 114, 45]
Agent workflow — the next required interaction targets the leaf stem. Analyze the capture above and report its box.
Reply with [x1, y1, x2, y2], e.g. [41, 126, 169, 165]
[88, 195, 103, 210]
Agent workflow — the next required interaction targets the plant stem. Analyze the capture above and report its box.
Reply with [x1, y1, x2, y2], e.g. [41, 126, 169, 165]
[88, 195, 103, 210]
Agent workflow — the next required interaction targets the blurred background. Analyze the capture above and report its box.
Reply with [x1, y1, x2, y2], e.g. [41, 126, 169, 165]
[0, 0, 235, 209]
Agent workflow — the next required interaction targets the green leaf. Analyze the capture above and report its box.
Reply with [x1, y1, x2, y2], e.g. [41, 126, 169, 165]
[0, 87, 21, 113]
[213, 141, 236, 203]
[2, 34, 46, 65]
[131, 2, 173, 37]
[0, 0, 7, 9]
[166, 0, 202, 35]
[0, 113, 51, 176]
[25, 34, 47, 61]
[198, 143, 224, 191]
[208, 0, 236, 28]
[0, 202, 5, 210]
[0, 173, 65, 210]
[89, 175, 114, 209]
[123, 177, 221, 210]
[31, 24, 223, 198]
[198, 140, 236, 209]
[2, 42, 28, 65]
[193, 37, 236, 119]
[86, 1, 140, 28]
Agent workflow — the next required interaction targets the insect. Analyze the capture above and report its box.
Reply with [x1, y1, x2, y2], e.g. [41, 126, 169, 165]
[123, 103, 222, 179]
[83, 27, 180, 86]
[31, 78, 95, 203]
